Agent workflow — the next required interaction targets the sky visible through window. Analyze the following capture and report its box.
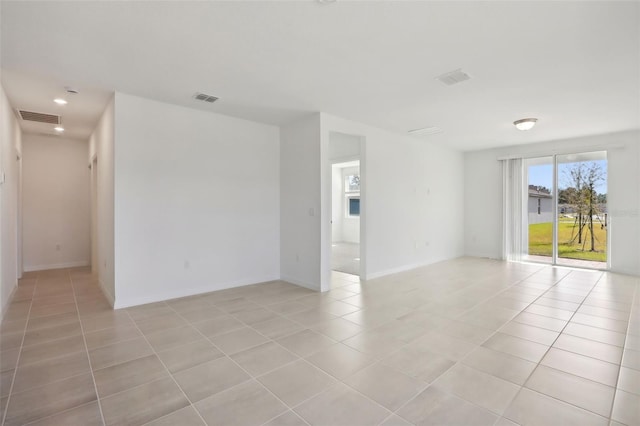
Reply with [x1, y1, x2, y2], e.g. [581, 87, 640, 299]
[529, 160, 607, 194]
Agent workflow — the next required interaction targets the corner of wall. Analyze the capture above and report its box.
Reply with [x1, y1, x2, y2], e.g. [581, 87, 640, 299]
[0, 83, 22, 318]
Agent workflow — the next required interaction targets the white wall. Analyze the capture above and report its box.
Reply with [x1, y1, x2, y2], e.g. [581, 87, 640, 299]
[320, 113, 466, 288]
[89, 96, 115, 304]
[114, 93, 280, 307]
[280, 114, 322, 290]
[329, 132, 361, 161]
[0, 84, 22, 317]
[22, 135, 90, 271]
[464, 130, 640, 276]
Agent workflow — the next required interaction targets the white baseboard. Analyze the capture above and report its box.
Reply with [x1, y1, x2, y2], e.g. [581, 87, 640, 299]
[24, 260, 90, 272]
[610, 267, 640, 277]
[1, 282, 19, 321]
[113, 274, 281, 309]
[365, 256, 458, 281]
[280, 275, 319, 292]
[98, 279, 115, 308]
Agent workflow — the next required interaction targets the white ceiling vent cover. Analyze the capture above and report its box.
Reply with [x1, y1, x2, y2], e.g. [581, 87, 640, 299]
[193, 93, 219, 103]
[409, 126, 443, 136]
[436, 69, 470, 86]
[17, 110, 61, 124]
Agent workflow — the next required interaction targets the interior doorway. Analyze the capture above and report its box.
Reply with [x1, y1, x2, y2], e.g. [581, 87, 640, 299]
[331, 160, 360, 275]
[327, 131, 364, 282]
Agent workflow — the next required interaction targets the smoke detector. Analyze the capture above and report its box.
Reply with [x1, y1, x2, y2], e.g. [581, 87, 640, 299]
[436, 69, 471, 86]
[193, 93, 219, 103]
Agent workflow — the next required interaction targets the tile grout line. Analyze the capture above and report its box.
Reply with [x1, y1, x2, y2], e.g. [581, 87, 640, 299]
[383, 268, 592, 424]
[69, 269, 107, 426]
[507, 270, 621, 422]
[191, 298, 411, 426]
[161, 302, 313, 426]
[606, 280, 638, 422]
[349, 265, 629, 425]
[271, 270, 551, 426]
[384, 266, 554, 423]
[162, 294, 401, 425]
[338, 267, 552, 420]
[1, 274, 36, 426]
[122, 307, 210, 426]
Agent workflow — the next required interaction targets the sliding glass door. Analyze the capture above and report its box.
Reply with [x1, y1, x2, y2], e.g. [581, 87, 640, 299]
[556, 152, 608, 268]
[524, 157, 554, 264]
[520, 151, 608, 269]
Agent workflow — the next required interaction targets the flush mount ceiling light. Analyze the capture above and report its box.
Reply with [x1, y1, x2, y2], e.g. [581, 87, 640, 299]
[54, 126, 65, 132]
[513, 118, 538, 131]
[53, 98, 67, 105]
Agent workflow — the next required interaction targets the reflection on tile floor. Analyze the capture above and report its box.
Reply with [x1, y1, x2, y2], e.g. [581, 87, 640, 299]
[331, 242, 360, 276]
[0, 258, 638, 425]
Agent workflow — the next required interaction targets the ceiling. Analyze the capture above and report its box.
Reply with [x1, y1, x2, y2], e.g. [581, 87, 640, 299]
[1, 1, 638, 150]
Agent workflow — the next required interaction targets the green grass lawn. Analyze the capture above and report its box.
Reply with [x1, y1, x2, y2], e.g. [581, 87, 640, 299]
[529, 221, 607, 261]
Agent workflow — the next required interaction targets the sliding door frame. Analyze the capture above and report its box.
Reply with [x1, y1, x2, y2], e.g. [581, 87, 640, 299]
[522, 152, 609, 271]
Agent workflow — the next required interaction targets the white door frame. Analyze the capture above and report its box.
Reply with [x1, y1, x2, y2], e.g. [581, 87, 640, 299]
[321, 131, 366, 291]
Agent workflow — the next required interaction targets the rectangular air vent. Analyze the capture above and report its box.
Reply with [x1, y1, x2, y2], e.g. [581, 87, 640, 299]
[408, 126, 443, 136]
[18, 110, 61, 124]
[436, 69, 470, 86]
[193, 93, 219, 103]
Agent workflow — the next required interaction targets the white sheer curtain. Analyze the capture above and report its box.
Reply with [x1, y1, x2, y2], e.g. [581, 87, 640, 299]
[502, 158, 525, 261]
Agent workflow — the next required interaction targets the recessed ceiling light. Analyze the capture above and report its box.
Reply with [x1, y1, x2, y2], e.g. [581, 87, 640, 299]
[54, 126, 65, 132]
[54, 98, 67, 105]
[514, 118, 538, 131]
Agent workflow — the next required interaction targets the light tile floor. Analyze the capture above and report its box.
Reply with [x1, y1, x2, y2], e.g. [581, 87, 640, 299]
[331, 242, 360, 276]
[0, 258, 638, 425]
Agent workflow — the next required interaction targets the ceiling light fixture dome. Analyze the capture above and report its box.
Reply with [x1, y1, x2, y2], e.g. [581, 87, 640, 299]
[514, 118, 538, 131]
[54, 126, 64, 132]
[54, 98, 67, 105]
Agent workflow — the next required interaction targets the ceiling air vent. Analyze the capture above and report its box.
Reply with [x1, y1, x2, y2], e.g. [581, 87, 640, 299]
[193, 93, 219, 103]
[436, 69, 470, 86]
[18, 110, 61, 124]
[409, 126, 443, 136]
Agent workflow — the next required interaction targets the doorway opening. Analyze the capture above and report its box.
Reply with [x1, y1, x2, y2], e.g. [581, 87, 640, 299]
[326, 130, 364, 287]
[331, 160, 360, 276]
[523, 151, 608, 269]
